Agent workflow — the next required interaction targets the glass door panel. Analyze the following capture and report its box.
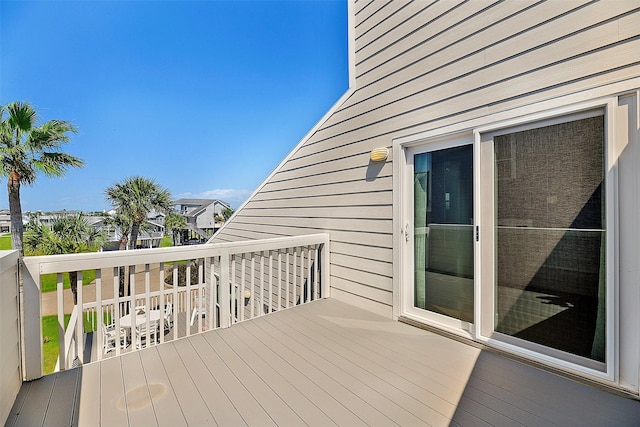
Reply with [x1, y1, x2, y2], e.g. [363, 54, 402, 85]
[414, 145, 474, 323]
[494, 115, 606, 363]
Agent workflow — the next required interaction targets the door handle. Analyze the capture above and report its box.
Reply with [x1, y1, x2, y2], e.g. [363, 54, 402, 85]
[405, 223, 410, 242]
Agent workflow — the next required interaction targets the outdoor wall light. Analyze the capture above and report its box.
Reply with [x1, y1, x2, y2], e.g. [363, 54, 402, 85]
[370, 147, 389, 162]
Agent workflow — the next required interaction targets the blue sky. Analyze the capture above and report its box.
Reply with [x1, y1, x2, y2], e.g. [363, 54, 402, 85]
[0, 0, 348, 212]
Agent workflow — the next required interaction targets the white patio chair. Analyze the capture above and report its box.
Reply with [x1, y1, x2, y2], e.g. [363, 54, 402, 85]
[163, 302, 173, 330]
[135, 319, 159, 349]
[102, 323, 127, 354]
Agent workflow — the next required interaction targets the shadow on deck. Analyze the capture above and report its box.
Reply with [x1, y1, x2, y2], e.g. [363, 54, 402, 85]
[6, 299, 640, 426]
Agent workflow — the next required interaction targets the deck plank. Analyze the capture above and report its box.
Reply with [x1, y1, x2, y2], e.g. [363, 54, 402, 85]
[171, 337, 248, 427]
[12, 373, 55, 426]
[154, 342, 215, 426]
[224, 324, 354, 427]
[278, 306, 461, 425]
[76, 362, 101, 426]
[188, 333, 277, 427]
[5, 379, 31, 426]
[244, 315, 406, 427]
[99, 355, 129, 426]
[120, 351, 158, 426]
[42, 369, 80, 427]
[299, 306, 552, 426]
[202, 329, 308, 427]
[260, 308, 435, 426]
[137, 347, 188, 427]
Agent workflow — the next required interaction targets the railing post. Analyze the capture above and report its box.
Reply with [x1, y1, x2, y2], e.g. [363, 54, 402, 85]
[21, 259, 43, 380]
[320, 236, 330, 299]
[219, 249, 231, 328]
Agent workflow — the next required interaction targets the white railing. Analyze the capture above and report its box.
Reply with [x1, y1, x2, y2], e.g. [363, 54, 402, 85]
[0, 250, 20, 426]
[22, 234, 330, 380]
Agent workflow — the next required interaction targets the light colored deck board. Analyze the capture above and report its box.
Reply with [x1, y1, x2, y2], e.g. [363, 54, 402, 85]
[277, 306, 463, 425]
[188, 333, 275, 427]
[76, 361, 100, 427]
[137, 347, 188, 427]
[170, 337, 247, 427]
[246, 312, 421, 427]
[154, 342, 215, 426]
[299, 304, 552, 425]
[99, 355, 128, 426]
[42, 368, 79, 427]
[9, 298, 640, 426]
[201, 330, 307, 427]
[120, 351, 157, 426]
[260, 308, 436, 426]
[227, 323, 363, 427]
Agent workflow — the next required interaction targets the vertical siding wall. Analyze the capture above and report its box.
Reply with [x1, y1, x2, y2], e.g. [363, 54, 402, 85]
[214, 0, 640, 317]
[0, 251, 20, 426]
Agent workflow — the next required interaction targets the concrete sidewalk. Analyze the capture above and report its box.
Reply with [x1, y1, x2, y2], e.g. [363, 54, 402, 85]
[40, 264, 168, 316]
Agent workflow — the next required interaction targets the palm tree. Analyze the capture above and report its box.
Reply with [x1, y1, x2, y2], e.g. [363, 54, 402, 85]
[25, 213, 106, 304]
[164, 211, 186, 246]
[0, 101, 84, 256]
[221, 207, 235, 221]
[105, 176, 172, 249]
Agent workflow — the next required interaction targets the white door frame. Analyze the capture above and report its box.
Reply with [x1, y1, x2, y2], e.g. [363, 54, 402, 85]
[395, 131, 478, 339]
[393, 95, 621, 385]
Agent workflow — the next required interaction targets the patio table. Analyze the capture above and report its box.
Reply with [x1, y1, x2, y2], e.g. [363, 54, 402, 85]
[119, 309, 161, 329]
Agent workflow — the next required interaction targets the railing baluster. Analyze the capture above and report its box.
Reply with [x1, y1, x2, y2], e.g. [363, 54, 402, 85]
[172, 263, 178, 341]
[250, 255, 255, 319]
[240, 256, 245, 322]
[277, 251, 282, 312]
[76, 271, 83, 365]
[313, 246, 319, 301]
[57, 273, 66, 370]
[129, 265, 136, 352]
[259, 252, 265, 317]
[268, 251, 273, 314]
[219, 249, 230, 328]
[185, 260, 192, 337]
[113, 267, 121, 357]
[96, 269, 103, 361]
[159, 262, 165, 344]
[286, 250, 290, 308]
[145, 264, 151, 346]
[198, 258, 204, 333]
[292, 249, 297, 306]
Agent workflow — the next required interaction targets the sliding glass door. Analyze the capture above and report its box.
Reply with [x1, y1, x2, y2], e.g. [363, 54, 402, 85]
[486, 113, 607, 368]
[409, 142, 474, 326]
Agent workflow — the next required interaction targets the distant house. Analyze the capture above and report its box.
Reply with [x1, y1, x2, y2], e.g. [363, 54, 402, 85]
[91, 211, 166, 250]
[212, 2, 640, 396]
[0, 210, 11, 233]
[173, 198, 230, 242]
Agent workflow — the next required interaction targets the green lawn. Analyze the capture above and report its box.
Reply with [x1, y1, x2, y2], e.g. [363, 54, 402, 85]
[40, 270, 97, 293]
[160, 235, 173, 247]
[0, 233, 12, 250]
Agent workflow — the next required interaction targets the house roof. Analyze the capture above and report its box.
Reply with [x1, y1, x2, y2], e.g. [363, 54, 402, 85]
[173, 198, 229, 207]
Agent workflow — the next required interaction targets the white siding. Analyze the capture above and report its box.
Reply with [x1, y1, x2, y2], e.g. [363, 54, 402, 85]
[213, 1, 640, 316]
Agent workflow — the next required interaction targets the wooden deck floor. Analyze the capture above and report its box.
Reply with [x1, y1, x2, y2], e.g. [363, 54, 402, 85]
[6, 299, 640, 426]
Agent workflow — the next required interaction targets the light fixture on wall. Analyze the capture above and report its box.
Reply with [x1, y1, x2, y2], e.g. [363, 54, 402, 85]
[370, 147, 389, 162]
